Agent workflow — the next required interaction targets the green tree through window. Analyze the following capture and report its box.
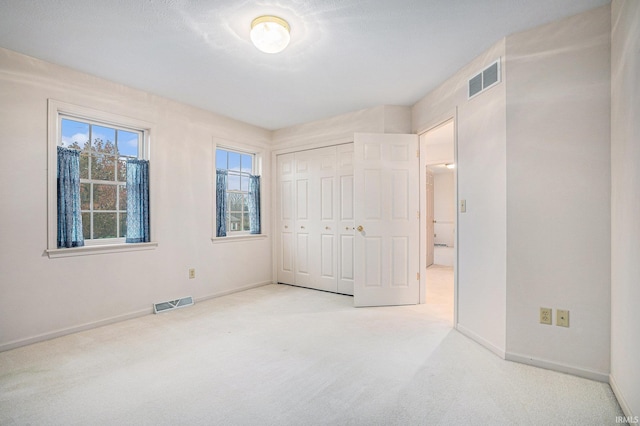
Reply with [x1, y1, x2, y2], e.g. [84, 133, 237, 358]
[61, 118, 141, 241]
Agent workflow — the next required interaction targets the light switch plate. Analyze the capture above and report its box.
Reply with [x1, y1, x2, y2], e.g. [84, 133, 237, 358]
[460, 199, 466, 213]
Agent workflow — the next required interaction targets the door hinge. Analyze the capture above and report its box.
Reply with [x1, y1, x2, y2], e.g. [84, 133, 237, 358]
[417, 210, 420, 219]
[416, 150, 420, 158]
[416, 272, 420, 280]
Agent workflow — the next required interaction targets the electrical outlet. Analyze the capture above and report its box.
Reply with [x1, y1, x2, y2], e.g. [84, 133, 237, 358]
[556, 309, 569, 327]
[188, 268, 195, 279]
[540, 307, 552, 325]
[460, 199, 467, 213]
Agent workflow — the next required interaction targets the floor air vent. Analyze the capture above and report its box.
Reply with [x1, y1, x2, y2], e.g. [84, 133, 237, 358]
[154, 296, 194, 314]
[468, 59, 501, 99]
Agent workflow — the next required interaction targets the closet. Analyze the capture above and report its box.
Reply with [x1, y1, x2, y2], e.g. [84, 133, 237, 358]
[276, 144, 355, 295]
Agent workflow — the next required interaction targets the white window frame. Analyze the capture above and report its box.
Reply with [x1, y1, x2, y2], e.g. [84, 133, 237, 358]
[46, 99, 157, 258]
[212, 140, 266, 243]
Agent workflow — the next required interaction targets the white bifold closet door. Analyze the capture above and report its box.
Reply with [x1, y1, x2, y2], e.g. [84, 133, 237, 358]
[276, 144, 355, 295]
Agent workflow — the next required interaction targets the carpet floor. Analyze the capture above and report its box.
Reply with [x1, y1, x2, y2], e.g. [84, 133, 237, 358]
[0, 266, 623, 425]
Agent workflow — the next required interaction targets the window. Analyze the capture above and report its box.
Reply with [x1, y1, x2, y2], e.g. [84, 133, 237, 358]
[215, 148, 261, 237]
[47, 100, 155, 257]
[60, 117, 141, 242]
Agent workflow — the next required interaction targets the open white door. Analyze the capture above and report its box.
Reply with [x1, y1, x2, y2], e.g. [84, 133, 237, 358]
[353, 133, 420, 307]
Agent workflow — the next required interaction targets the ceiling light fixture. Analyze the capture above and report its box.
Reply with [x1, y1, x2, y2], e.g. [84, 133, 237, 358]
[445, 163, 455, 169]
[250, 15, 290, 54]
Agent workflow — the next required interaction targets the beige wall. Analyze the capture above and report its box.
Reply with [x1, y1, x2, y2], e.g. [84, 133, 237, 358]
[413, 40, 508, 356]
[412, 5, 613, 379]
[610, 0, 640, 417]
[505, 5, 611, 379]
[0, 48, 273, 350]
[272, 105, 411, 149]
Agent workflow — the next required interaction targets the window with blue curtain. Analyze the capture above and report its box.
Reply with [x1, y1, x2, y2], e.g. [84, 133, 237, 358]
[216, 169, 228, 237]
[126, 159, 150, 243]
[55, 115, 150, 249]
[248, 174, 261, 234]
[57, 146, 84, 248]
[216, 148, 260, 237]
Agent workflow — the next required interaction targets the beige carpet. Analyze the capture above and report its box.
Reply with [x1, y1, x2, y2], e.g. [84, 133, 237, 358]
[0, 266, 623, 425]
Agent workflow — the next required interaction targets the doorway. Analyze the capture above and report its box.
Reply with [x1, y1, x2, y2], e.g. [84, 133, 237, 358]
[419, 119, 456, 324]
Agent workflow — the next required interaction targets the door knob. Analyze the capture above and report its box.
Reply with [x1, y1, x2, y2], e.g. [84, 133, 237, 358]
[325, 226, 330, 230]
[357, 225, 364, 232]
[301, 226, 305, 229]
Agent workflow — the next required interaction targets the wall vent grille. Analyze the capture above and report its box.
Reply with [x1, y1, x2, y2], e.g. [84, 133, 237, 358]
[468, 59, 501, 99]
[154, 296, 194, 314]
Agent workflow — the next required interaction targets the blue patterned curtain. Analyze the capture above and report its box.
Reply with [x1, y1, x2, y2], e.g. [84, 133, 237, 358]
[248, 174, 261, 234]
[57, 146, 84, 248]
[126, 159, 150, 243]
[216, 169, 228, 237]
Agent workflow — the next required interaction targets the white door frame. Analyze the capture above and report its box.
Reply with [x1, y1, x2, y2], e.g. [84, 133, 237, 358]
[418, 112, 459, 327]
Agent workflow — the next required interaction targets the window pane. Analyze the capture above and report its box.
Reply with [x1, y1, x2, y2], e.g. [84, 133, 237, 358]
[82, 212, 91, 240]
[80, 153, 89, 179]
[91, 155, 116, 181]
[241, 154, 252, 173]
[119, 185, 127, 210]
[61, 119, 89, 149]
[228, 151, 241, 171]
[229, 192, 243, 212]
[91, 125, 116, 155]
[93, 184, 117, 210]
[119, 213, 127, 238]
[229, 213, 242, 232]
[80, 183, 91, 210]
[93, 213, 117, 239]
[228, 173, 240, 191]
[240, 175, 249, 192]
[117, 130, 139, 157]
[215, 149, 227, 170]
[243, 212, 250, 231]
[117, 158, 127, 182]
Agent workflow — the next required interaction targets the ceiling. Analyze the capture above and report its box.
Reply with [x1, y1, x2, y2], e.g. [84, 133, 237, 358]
[0, 0, 609, 130]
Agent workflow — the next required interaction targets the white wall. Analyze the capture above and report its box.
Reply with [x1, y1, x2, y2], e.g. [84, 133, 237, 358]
[433, 171, 455, 247]
[272, 105, 411, 148]
[413, 40, 508, 357]
[610, 0, 640, 416]
[504, 5, 611, 380]
[0, 48, 273, 350]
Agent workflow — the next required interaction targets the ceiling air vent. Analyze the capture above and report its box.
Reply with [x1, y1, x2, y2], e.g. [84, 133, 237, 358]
[468, 59, 501, 99]
[154, 296, 194, 314]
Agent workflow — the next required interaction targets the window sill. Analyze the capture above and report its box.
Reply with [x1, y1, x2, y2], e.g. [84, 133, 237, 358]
[46, 242, 158, 258]
[211, 234, 268, 244]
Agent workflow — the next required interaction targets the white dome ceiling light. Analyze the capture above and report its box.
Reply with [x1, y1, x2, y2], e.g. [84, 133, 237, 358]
[250, 15, 290, 54]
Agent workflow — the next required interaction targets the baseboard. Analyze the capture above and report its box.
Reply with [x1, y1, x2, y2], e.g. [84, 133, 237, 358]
[195, 281, 273, 303]
[456, 323, 506, 359]
[0, 281, 274, 353]
[610, 373, 635, 418]
[0, 307, 152, 353]
[506, 351, 609, 383]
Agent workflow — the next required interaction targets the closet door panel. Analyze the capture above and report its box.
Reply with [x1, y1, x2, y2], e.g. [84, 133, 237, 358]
[277, 153, 295, 284]
[337, 143, 355, 295]
[293, 150, 313, 287]
[315, 146, 338, 292]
